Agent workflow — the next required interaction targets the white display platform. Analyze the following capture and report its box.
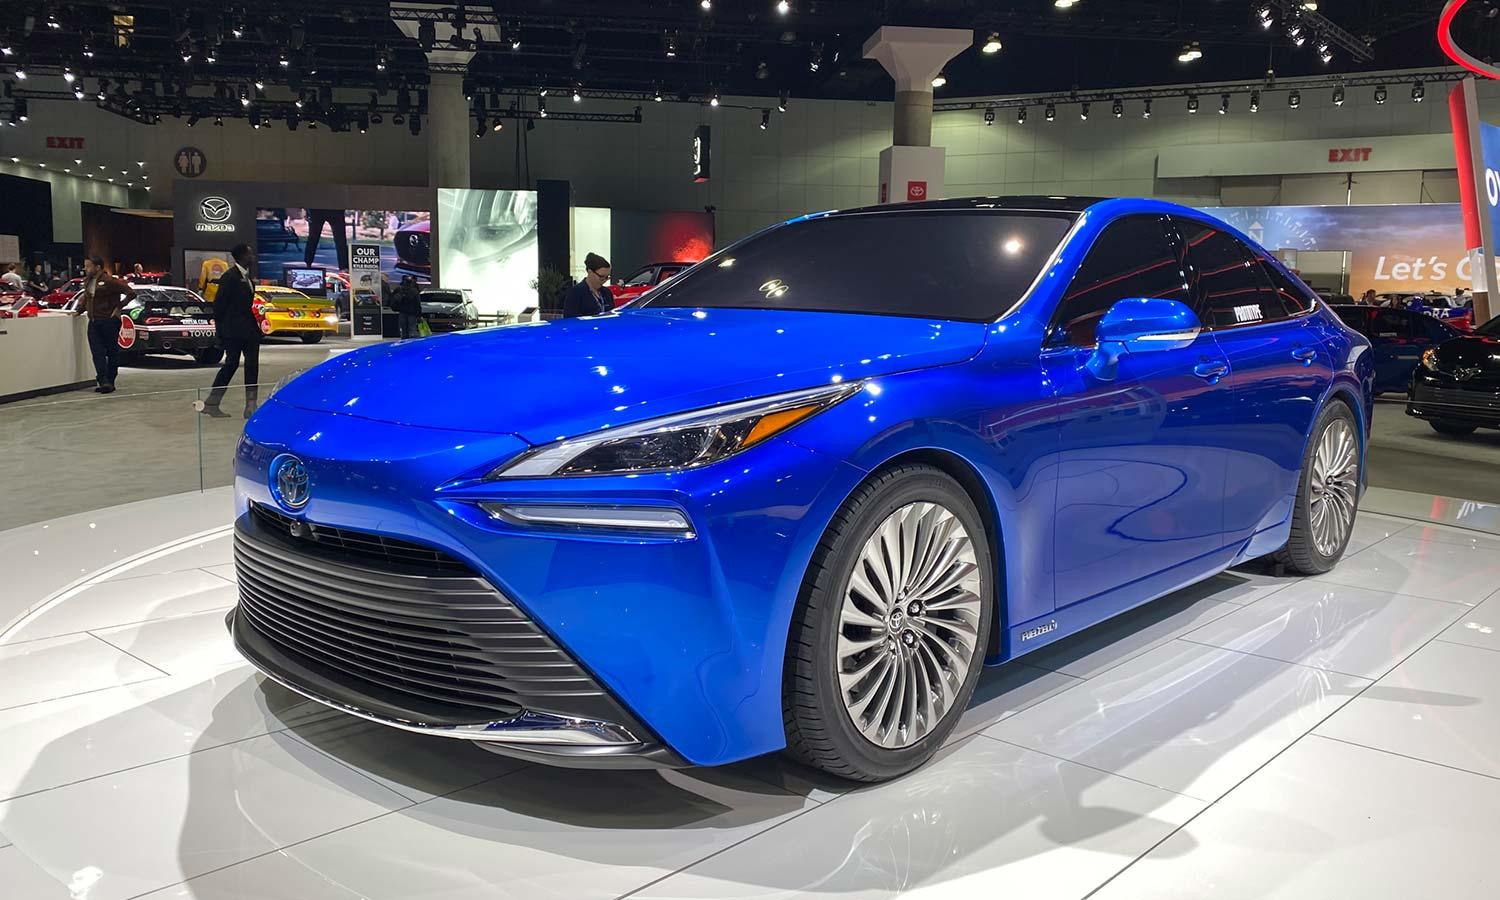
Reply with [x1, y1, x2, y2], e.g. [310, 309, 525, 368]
[0, 490, 1498, 899]
[0, 315, 94, 402]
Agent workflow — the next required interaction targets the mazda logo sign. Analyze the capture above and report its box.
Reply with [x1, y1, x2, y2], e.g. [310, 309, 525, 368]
[200, 196, 232, 222]
[270, 454, 311, 511]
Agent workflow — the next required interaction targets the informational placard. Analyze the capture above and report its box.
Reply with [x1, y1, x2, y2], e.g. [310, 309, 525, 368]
[692, 125, 711, 183]
[350, 242, 384, 339]
[0, 234, 19, 263]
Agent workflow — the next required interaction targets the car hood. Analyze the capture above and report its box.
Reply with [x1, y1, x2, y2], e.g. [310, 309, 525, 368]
[273, 307, 987, 441]
[1434, 333, 1500, 370]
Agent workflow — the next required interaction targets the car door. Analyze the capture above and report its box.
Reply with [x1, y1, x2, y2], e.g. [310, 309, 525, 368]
[1172, 216, 1332, 550]
[1368, 308, 1429, 392]
[1039, 213, 1233, 609]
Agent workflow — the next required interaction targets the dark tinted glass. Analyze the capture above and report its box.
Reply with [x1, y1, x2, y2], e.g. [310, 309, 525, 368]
[638, 212, 1075, 321]
[1049, 214, 1189, 346]
[1478, 315, 1500, 336]
[1370, 309, 1416, 340]
[1333, 306, 1370, 334]
[1176, 219, 1286, 330]
[1413, 313, 1458, 342]
[1261, 261, 1316, 315]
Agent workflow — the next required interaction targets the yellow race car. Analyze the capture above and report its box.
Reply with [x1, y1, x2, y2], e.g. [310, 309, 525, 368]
[252, 286, 340, 344]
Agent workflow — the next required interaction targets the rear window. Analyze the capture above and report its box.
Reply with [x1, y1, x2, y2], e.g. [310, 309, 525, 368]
[638, 211, 1076, 321]
[422, 291, 465, 304]
[138, 290, 211, 318]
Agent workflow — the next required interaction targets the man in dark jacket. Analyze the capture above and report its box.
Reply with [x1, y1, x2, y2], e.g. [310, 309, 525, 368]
[561, 253, 613, 318]
[73, 256, 137, 394]
[199, 243, 262, 418]
[395, 275, 423, 338]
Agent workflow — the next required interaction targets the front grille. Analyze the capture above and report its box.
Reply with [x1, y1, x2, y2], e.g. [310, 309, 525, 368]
[1413, 385, 1500, 413]
[250, 503, 471, 573]
[234, 511, 634, 727]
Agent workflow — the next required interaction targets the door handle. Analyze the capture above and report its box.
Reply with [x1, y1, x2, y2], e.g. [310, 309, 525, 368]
[1291, 346, 1317, 365]
[1193, 360, 1229, 382]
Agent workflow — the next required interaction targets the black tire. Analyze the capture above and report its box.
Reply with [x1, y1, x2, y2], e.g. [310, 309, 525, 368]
[782, 464, 994, 782]
[1429, 420, 1476, 437]
[299, 333, 324, 344]
[1273, 401, 1360, 576]
[193, 347, 223, 366]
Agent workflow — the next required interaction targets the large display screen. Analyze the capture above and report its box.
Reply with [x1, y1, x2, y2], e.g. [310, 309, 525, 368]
[1202, 203, 1475, 296]
[567, 207, 715, 283]
[256, 208, 431, 285]
[437, 189, 538, 317]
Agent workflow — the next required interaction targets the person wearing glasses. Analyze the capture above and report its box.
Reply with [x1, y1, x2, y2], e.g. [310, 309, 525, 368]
[561, 253, 613, 318]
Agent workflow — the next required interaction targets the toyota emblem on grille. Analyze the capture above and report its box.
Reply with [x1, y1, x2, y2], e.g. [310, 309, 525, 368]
[270, 454, 310, 511]
[1454, 366, 1481, 382]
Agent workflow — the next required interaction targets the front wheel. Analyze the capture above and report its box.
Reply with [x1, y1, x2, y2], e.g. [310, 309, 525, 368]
[1429, 420, 1476, 437]
[783, 465, 993, 782]
[1274, 402, 1360, 575]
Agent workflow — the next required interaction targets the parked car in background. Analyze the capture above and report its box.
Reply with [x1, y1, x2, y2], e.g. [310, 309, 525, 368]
[1332, 304, 1461, 394]
[1408, 313, 1500, 436]
[0, 292, 41, 318]
[63, 286, 222, 364]
[1408, 294, 1476, 332]
[394, 219, 431, 273]
[229, 197, 1372, 783]
[40, 277, 84, 309]
[419, 289, 479, 332]
[253, 285, 340, 344]
[611, 262, 694, 307]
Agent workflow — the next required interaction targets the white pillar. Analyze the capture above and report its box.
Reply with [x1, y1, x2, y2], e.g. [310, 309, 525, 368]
[426, 71, 470, 189]
[863, 26, 971, 203]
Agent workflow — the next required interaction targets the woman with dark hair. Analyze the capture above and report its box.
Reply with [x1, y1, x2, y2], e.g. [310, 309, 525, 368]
[561, 252, 612, 318]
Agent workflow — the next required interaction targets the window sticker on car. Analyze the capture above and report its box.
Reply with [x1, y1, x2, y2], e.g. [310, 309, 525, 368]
[1233, 305, 1264, 324]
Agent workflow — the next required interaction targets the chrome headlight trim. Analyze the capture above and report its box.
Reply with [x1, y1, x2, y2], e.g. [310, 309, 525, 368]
[489, 381, 863, 479]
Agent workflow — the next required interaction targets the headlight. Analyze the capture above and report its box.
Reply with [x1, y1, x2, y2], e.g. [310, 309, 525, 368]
[489, 382, 861, 479]
[1421, 347, 1439, 371]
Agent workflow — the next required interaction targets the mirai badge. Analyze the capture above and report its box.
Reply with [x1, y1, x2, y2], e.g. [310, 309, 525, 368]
[271, 454, 310, 511]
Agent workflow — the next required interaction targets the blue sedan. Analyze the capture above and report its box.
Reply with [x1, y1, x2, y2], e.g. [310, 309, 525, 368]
[229, 197, 1373, 782]
[1331, 304, 1460, 394]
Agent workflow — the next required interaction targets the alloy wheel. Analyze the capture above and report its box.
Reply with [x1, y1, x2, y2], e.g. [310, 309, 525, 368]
[836, 501, 983, 749]
[1310, 418, 1359, 557]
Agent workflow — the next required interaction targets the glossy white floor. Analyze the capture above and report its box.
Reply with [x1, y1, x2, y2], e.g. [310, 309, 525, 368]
[2, 488, 1499, 900]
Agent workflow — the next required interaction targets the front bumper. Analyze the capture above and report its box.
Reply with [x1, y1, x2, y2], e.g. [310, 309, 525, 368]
[228, 503, 687, 768]
[1407, 371, 1500, 428]
[232, 399, 864, 766]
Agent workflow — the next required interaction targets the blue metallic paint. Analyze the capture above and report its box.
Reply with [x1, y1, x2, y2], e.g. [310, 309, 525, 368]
[235, 197, 1373, 767]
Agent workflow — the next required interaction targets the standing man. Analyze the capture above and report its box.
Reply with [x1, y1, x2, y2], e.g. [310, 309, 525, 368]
[1359, 289, 1378, 306]
[561, 253, 613, 318]
[74, 256, 136, 394]
[199, 243, 262, 418]
[395, 275, 423, 338]
[0, 263, 22, 291]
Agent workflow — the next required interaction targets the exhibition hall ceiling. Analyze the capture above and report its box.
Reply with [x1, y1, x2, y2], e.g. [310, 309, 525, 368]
[0, 1, 1471, 131]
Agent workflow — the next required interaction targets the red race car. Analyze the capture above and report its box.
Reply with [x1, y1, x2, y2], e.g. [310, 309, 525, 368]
[40, 277, 84, 309]
[610, 262, 693, 307]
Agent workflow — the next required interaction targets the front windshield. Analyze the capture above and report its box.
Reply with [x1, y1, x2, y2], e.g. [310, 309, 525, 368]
[638, 211, 1076, 321]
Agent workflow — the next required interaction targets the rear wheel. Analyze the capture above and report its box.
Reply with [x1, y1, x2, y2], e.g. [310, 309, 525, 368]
[783, 465, 993, 782]
[1274, 402, 1360, 575]
[192, 347, 223, 366]
[1429, 420, 1477, 437]
[299, 333, 324, 344]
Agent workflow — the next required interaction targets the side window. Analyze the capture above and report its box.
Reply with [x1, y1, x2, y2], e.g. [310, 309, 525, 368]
[1333, 307, 1369, 335]
[1370, 309, 1415, 341]
[1414, 312, 1455, 343]
[1049, 214, 1190, 347]
[656, 266, 685, 282]
[1261, 260, 1316, 316]
[1176, 219, 1286, 330]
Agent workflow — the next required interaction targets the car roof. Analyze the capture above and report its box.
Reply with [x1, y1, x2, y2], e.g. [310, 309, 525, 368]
[832, 195, 1107, 217]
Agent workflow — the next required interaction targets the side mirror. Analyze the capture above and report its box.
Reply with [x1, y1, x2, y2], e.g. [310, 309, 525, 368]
[1086, 297, 1202, 381]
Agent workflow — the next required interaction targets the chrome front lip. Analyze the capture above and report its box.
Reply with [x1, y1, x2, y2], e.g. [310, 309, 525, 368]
[249, 657, 644, 747]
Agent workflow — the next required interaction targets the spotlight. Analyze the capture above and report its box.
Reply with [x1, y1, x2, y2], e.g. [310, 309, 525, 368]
[983, 106, 995, 126]
[63, 67, 75, 84]
[1187, 94, 1199, 114]
[73, 84, 84, 100]
[1288, 90, 1301, 109]
[538, 97, 547, 117]
[931, 71, 947, 88]
[778, 89, 788, 112]
[1079, 102, 1089, 121]
[1374, 84, 1387, 104]
[358, 112, 368, 133]
[511, 35, 521, 50]
[1016, 106, 1027, 124]
[1258, 4, 1274, 28]
[1044, 103, 1055, 122]
[757, 61, 770, 80]
[761, 108, 770, 129]
[1, 43, 11, 56]
[1332, 85, 1345, 106]
[1249, 90, 1260, 112]
[710, 89, 720, 107]
[14, 99, 26, 122]
[96, 77, 108, 100]
[1055, 0, 1077, 7]
[376, 49, 387, 72]
[572, 87, 581, 103]
[777, 0, 791, 14]
[702, 0, 712, 9]
[1219, 93, 1230, 115]
[215, 115, 223, 126]
[1318, 42, 1332, 64]
[665, 31, 677, 58]
[982, 32, 1002, 54]
[1412, 81, 1425, 103]
[278, 51, 289, 68]
[474, 117, 484, 137]
[239, 86, 250, 107]
[1142, 99, 1152, 118]
[809, 45, 822, 72]
[493, 118, 503, 132]
[1112, 98, 1123, 118]
[13, 65, 25, 80]
[1302, 1, 1318, 9]
[655, 87, 664, 102]
[1291, 27, 1307, 47]
[1177, 41, 1202, 63]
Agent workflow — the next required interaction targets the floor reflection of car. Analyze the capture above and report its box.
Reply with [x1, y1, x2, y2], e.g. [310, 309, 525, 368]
[1408, 312, 1500, 436]
[229, 197, 1373, 783]
[1332, 304, 1460, 394]
[419, 289, 479, 332]
[253, 286, 340, 344]
[611, 262, 693, 307]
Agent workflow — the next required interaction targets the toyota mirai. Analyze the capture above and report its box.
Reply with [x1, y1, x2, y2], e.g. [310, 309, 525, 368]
[229, 197, 1372, 782]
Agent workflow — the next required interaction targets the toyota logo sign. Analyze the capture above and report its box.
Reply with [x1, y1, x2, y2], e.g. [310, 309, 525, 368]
[270, 454, 311, 511]
[196, 196, 235, 233]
